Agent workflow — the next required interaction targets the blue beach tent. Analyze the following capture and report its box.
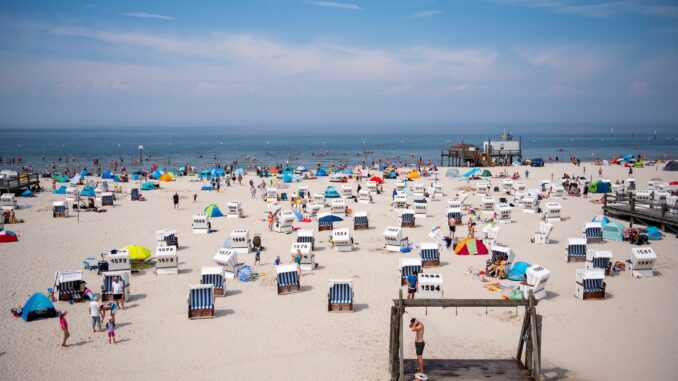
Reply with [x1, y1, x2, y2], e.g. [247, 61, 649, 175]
[316, 168, 328, 177]
[508, 262, 531, 281]
[102, 171, 114, 179]
[324, 186, 340, 198]
[52, 186, 67, 194]
[80, 186, 96, 197]
[21, 293, 57, 322]
[645, 226, 662, 240]
[141, 181, 155, 191]
[462, 168, 480, 177]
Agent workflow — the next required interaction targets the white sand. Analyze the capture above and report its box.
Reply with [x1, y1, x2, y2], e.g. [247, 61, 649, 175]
[1, 163, 677, 381]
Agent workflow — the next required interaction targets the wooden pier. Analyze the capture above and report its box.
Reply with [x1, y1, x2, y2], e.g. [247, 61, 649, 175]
[603, 193, 678, 233]
[389, 292, 542, 381]
[0, 173, 41, 195]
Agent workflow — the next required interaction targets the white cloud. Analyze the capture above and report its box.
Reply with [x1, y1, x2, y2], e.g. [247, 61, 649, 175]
[308, 1, 362, 10]
[411, 10, 442, 18]
[519, 46, 611, 80]
[123, 12, 175, 20]
[490, 0, 678, 19]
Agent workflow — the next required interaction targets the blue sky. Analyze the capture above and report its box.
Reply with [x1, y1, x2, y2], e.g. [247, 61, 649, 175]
[0, 0, 677, 129]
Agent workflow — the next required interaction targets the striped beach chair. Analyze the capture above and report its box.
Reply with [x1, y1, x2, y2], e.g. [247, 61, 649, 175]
[188, 284, 215, 319]
[201, 266, 225, 296]
[399, 210, 415, 228]
[328, 280, 353, 312]
[584, 222, 603, 243]
[54, 270, 84, 302]
[318, 218, 333, 232]
[297, 229, 315, 250]
[399, 258, 422, 286]
[353, 211, 369, 231]
[586, 251, 613, 276]
[420, 242, 440, 268]
[276, 264, 301, 295]
[575, 269, 606, 300]
[566, 238, 587, 263]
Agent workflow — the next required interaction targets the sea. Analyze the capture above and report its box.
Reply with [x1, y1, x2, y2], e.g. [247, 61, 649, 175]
[0, 128, 677, 172]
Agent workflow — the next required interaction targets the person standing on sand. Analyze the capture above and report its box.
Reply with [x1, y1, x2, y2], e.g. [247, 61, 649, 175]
[112, 276, 125, 310]
[267, 212, 274, 232]
[106, 317, 116, 344]
[193, 193, 197, 203]
[410, 318, 425, 373]
[90, 298, 102, 332]
[173, 192, 179, 209]
[525, 169, 529, 179]
[59, 311, 70, 347]
[448, 216, 456, 241]
[407, 271, 418, 300]
[254, 248, 261, 265]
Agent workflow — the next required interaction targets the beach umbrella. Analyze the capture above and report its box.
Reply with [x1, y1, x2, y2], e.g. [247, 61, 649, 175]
[591, 215, 610, 226]
[122, 245, 151, 262]
[0, 230, 18, 243]
[319, 214, 343, 223]
[291, 210, 304, 221]
[407, 171, 421, 179]
[369, 176, 383, 184]
[204, 204, 224, 217]
[454, 238, 489, 255]
[481, 169, 492, 177]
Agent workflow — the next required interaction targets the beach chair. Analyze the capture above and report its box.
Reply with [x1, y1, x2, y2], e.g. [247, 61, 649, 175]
[413, 200, 428, 218]
[384, 226, 408, 252]
[227, 201, 244, 218]
[502, 179, 514, 193]
[307, 202, 322, 217]
[201, 266, 225, 297]
[550, 185, 564, 200]
[297, 229, 315, 250]
[474, 182, 489, 197]
[214, 248, 244, 279]
[482, 224, 501, 249]
[398, 209, 416, 228]
[192, 214, 211, 234]
[447, 198, 461, 210]
[341, 185, 353, 198]
[629, 247, 657, 278]
[328, 280, 354, 312]
[358, 189, 372, 204]
[522, 195, 538, 214]
[413, 182, 425, 198]
[566, 238, 587, 262]
[318, 214, 334, 231]
[291, 242, 315, 271]
[188, 284, 215, 319]
[276, 264, 301, 295]
[101, 192, 114, 206]
[331, 198, 346, 216]
[583, 222, 603, 243]
[1, 193, 17, 210]
[312, 192, 326, 206]
[496, 203, 512, 224]
[447, 207, 462, 225]
[575, 269, 606, 300]
[534, 222, 554, 244]
[52, 201, 68, 218]
[418, 273, 443, 298]
[513, 182, 526, 193]
[396, 182, 407, 193]
[481, 196, 495, 211]
[586, 250, 613, 275]
[420, 242, 440, 268]
[265, 188, 278, 203]
[156, 228, 178, 248]
[105, 249, 131, 272]
[229, 229, 252, 253]
[544, 202, 561, 222]
[634, 190, 652, 207]
[653, 190, 669, 204]
[487, 246, 514, 277]
[457, 191, 469, 205]
[429, 182, 443, 200]
[274, 211, 295, 233]
[155, 246, 178, 275]
[101, 270, 130, 302]
[353, 211, 369, 231]
[393, 194, 408, 209]
[399, 257, 422, 286]
[54, 270, 84, 302]
[332, 228, 353, 252]
[514, 191, 528, 206]
[130, 188, 139, 201]
[520, 265, 551, 300]
[367, 181, 378, 193]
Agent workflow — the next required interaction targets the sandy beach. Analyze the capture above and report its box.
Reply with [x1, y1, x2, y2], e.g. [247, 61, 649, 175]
[1, 162, 677, 381]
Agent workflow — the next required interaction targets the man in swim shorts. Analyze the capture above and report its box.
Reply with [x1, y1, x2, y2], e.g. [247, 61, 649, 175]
[410, 318, 426, 373]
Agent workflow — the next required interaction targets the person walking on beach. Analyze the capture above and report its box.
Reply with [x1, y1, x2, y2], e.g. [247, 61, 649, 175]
[106, 316, 116, 344]
[59, 311, 70, 347]
[410, 318, 426, 373]
[90, 298, 102, 332]
[525, 169, 529, 179]
[583, 184, 589, 198]
[112, 276, 125, 310]
[598, 167, 603, 178]
[173, 192, 179, 209]
[267, 212, 274, 232]
[193, 193, 197, 203]
[448, 216, 456, 241]
[254, 248, 261, 266]
[407, 271, 418, 300]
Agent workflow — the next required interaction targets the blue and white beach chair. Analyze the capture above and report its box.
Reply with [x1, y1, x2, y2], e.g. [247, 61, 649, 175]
[575, 269, 606, 300]
[566, 238, 587, 263]
[188, 284, 215, 319]
[276, 264, 301, 295]
[584, 222, 603, 243]
[328, 280, 354, 312]
[399, 257, 422, 286]
[420, 242, 440, 268]
[201, 266, 225, 296]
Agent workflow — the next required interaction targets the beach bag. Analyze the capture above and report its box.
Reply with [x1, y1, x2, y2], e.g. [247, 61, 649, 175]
[510, 289, 524, 300]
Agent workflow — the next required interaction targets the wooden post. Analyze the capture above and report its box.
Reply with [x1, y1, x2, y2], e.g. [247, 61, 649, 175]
[536, 314, 543, 375]
[389, 306, 399, 380]
[398, 289, 404, 381]
[516, 306, 529, 365]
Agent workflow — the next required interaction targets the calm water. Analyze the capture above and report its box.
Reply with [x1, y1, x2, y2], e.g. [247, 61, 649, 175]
[0, 128, 676, 172]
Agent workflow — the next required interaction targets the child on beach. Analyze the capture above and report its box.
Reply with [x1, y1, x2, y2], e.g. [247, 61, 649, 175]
[59, 311, 70, 347]
[254, 248, 261, 265]
[106, 317, 116, 344]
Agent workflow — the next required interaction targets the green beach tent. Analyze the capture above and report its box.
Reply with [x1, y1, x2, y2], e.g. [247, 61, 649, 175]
[204, 204, 224, 217]
[481, 169, 492, 177]
[602, 222, 624, 241]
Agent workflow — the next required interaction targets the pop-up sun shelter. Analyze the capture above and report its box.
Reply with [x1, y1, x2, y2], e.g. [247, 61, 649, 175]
[80, 186, 96, 197]
[141, 181, 155, 190]
[52, 186, 67, 194]
[0, 230, 19, 243]
[324, 186, 340, 198]
[21, 293, 57, 322]
[454, 238, 489, 255]
[316, 168, 328, 176]
[602, 222, 624, 241]
[204, 204, 224, 217]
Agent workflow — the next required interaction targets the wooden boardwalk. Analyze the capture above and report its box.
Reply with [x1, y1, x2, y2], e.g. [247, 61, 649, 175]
[404, 359, 533, 380]
[0, 173, 40, 194]
[603, 194, 678, 233]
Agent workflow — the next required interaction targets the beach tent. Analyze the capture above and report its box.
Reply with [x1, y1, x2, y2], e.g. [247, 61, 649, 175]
[645, 226, 662, 240]
[269, 167, 280, 174]
[462, 168, 480, 177]
[591, 215, 610, 226]
[131, 173, 140, 181]
[69, 174, 81, 185]
[622, 154, 634, 162]
[481, 169, 492, 177]
[282, 174, 293, 183]
[123, 245, 152, 262]
[454, 238, 489, 255]
[198, 170, 211, 179]
[386, 171, 397, 179]
[282, 167, 294, 175]
[58, 176, 69, 183]
[21, 189, 32, 197]
[102, 171, 114, 179]
[445, 168, 459, 178]
[508, 262, 531, 281]
[663, 160, 678, 171]
[52, 186, 67, 194]
[588, 181, 611, 194]
[324, 186, 340, 198]
[204, 204, 224, 217]
[141, 181, 155, 191]
[407, 171, 421, 179]
[80, 186, 96, 197]
[316, 168, 328, 177]
[201, 183, 214, 191]
[159, 173, 174, 182]
[211, 168, 225, 177]
[150, 171, 163, 179]
[79, 169, 89, 176]
[0, 230, 18, 243]
[21, 293, 57, 322]
[369, 176, 384, 184]
[51, 173, 62, 181]
[602, 222, 624, 241]
[342, 169, 354, 175]
[291, 210, 304, 221]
